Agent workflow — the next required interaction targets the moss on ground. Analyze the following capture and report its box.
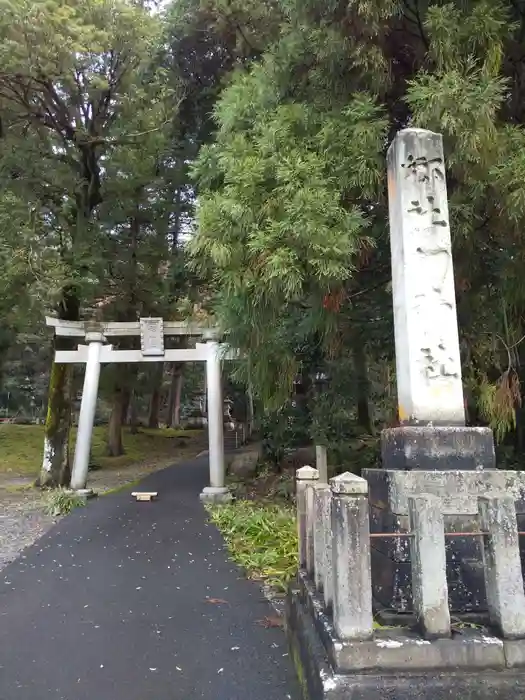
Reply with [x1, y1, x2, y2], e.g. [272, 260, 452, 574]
[0, 424, 203, 479]
[101, 478, 142, 495]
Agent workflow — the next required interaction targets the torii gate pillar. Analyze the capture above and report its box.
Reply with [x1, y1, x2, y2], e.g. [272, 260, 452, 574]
[200, 338, 231, 503]
[70, 330, 106, 490]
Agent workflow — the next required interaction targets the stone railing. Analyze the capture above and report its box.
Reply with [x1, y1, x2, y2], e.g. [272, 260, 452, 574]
[296, 467, 525, 641]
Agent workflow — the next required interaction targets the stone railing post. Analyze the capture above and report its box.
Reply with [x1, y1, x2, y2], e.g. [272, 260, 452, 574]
[305, 482, 317, 576]
[313, 485, 330, 595]
[318, 484, 333, 610]
[408, 494, 451, 639]
[478, 496, 525, 638]
[296, 466, 319, 570]
[331, 472, 373, 640]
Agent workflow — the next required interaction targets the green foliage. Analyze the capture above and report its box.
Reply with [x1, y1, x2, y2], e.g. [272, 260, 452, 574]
[261, 402, 310, 466]
[187, 0, 394, 419]
[190, 73, 388, 404]
[207, 500, 298, 590]
[476, 370, 521, 444]
[0, 0, 189, 484]
[0, 0, 175, 317]
[4, 0, 525, 474]
[43, 488, 86, 517]
[183, 0, 525, 460]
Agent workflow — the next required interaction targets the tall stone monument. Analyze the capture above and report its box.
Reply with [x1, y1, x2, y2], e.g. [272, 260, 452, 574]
[383, 128, 494, 467]
[363, 129, 505, 614]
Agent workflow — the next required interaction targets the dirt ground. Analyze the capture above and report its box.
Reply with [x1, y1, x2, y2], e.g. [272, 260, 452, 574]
[0, 436, 208, 571]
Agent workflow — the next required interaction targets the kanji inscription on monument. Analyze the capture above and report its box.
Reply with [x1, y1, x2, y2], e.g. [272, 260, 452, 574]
[386, 128, 464, 425]
[140, 317, 165, 356]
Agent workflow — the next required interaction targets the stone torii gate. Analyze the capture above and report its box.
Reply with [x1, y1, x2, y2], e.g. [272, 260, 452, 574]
[45, 316, 235, 503]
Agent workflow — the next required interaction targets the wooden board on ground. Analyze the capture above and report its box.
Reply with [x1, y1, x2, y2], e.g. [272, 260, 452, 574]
[132, 491, 158, 502]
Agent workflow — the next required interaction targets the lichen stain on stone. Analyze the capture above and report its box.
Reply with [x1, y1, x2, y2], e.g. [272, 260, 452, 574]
[320, 669, 340, 692]
[471, 637, 503, 646]
[42, 436, 54, 473]
[387, 169, 396, 200]
[481, 636, 503, 646]
[376, 639, 404, 648]
[289, 640, 309, 697]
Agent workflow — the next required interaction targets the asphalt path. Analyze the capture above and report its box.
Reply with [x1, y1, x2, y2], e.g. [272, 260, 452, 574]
[0, 456, 300, 700]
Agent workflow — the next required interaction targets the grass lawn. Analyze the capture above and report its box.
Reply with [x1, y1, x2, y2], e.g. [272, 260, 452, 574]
[0, 424, 205, 480]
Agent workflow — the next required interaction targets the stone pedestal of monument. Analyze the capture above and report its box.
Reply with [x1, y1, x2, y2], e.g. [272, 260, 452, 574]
[364, 467, 525, 613]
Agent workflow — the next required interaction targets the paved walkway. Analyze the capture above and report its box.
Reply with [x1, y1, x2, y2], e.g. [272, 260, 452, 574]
[0, 457, 300, 700]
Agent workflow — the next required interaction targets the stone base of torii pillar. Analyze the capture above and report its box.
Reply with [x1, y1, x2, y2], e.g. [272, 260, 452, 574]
[363, 128, 503, 615]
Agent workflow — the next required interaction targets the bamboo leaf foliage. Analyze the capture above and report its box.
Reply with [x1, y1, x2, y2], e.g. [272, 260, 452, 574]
[190, 36, 389, 406]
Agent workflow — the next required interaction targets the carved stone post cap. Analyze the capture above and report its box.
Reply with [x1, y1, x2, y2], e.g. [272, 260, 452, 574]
[330, 471, 368, 496]
[296, 465, 319, 481]
[478, 494, 515, 507]
[397, 127, 437, 137]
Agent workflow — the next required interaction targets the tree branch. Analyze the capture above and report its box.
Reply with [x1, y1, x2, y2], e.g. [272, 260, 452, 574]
[402, 0, 429, 51]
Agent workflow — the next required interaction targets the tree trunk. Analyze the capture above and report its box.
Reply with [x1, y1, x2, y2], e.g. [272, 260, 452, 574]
[514, 362, 525, 452]
[121, 365, 139, 426]
[38, 359, 73, 487]
[353, 340, 375, 435]
[0, 326, 16, 391]
[37, 286, 79, 488]
[166, 363, 183, 427]
[148, 390, 161, 429]
[173, 369, 183, 427]
[121, 387, 131, 425]
[38, 158, 100, 488]
[106, 359, 136, 455]
[148, 364, 164, 429]
[107, 389, 125, 457]
[129, 391, 139, 434]
[165, 365, 176, 428]
[247, 383, 255, 438]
